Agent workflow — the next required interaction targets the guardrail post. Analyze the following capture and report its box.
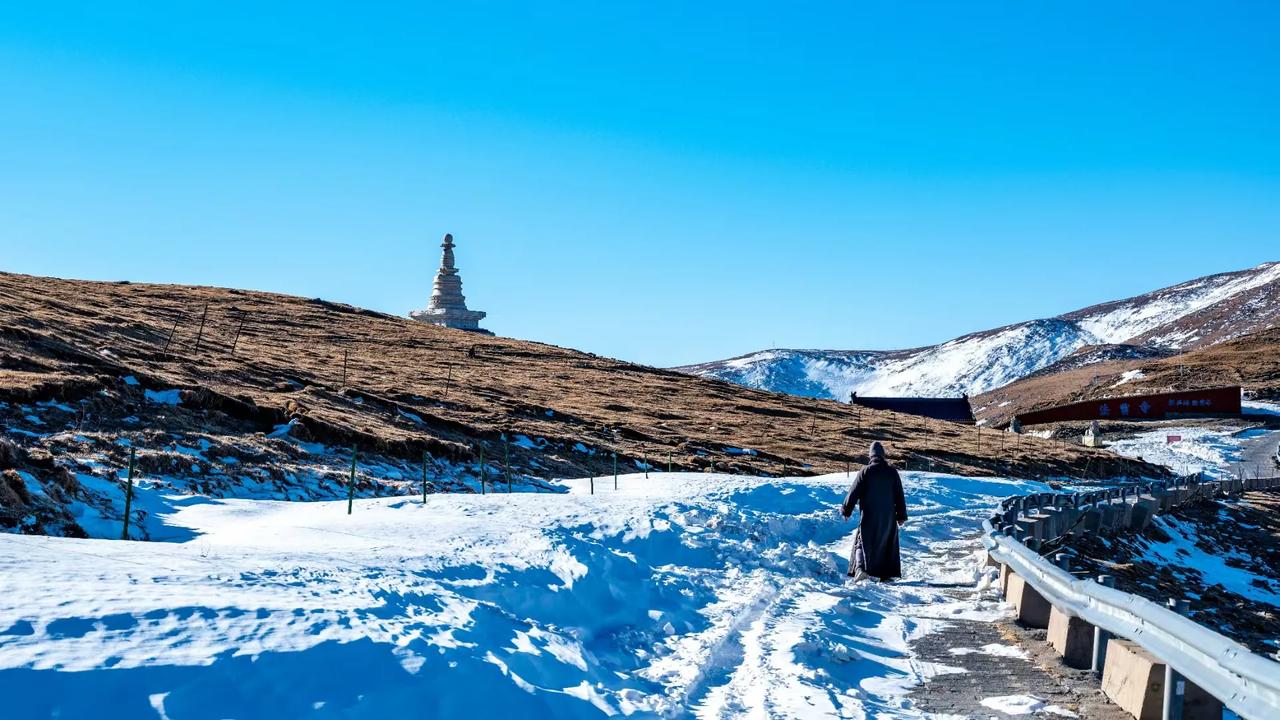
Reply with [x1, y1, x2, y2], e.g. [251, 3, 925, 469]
[1163, 598, 1191, 720]
[1055, 553, 1071, 572]
[1092, 574, 1114, 676]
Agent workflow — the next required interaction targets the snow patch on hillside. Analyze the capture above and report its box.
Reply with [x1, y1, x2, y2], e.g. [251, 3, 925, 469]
[691, 320, 1095, 401]
[683, 262, 1280, 401]
[1074, 262, 1280, 346]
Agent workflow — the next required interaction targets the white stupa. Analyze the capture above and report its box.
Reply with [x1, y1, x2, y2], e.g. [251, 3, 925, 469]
[410, 233, 492, 334]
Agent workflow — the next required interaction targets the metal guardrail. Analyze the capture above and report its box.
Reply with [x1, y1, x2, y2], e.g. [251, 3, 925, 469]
[980, 474, 1280, 720]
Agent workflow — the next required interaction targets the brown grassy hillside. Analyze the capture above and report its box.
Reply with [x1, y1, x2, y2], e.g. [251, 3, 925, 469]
[0, 272, 1161, 536]
[975, 325, 1280, 426]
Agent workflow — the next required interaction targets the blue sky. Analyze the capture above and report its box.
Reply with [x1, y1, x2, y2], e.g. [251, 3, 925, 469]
[1, 2, 1277, 367]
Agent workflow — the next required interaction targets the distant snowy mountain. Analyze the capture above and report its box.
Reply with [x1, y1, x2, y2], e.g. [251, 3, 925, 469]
[679, 262, 1280, 400]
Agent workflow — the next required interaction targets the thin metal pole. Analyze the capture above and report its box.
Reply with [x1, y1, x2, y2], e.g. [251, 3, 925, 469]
[120, 446, 136, 540]
[341, 348, 349, 388]
[162, 318, 179, 356]
[479, 445, 486, 495]
[193, 303, 210, 353]
[347, 445, 357, 515]
[422, 450, 429, 503]
[504, 435, 511, 492]
[230, 311, 247, 354]
[613, 451, 618, 490]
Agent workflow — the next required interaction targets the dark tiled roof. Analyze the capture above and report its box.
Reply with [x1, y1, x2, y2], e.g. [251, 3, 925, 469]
[849, 395, 975, 423]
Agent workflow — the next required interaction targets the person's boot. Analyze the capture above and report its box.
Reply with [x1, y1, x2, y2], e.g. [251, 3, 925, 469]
[849, 569, 870, 583]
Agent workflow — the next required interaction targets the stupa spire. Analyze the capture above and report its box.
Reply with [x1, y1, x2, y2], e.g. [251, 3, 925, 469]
[410, 233, 492, 334]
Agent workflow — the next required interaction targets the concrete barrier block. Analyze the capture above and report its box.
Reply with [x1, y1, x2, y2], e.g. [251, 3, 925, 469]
[1005, 571, 1051, 628]
[1047, 605, 1093, 669]
[1101, 639, 1224, 720]
[1129, 497, 1160, 531]
[1054, 508, 1079, 536]
[1041, 510, 1063, 538]
[1101, 501, 1131, 530]
[1151, 489, 1172, 512]
[1118, 500, 1137, 529]
[1078, 507, 1101, 532]
[1029, 512, 1055, 539]
[1097, 503, 1120, 531]
[1014, 516, 1042, 540]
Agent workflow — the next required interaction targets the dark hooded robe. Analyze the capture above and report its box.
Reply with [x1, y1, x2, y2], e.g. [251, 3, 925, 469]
[841, 457, 908, 580]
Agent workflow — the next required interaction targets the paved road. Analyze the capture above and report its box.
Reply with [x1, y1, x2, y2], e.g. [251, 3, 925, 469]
[1238, 422, 1280, 476]
[906, 543, 1130, 719]
[909, 602, 1130, 719]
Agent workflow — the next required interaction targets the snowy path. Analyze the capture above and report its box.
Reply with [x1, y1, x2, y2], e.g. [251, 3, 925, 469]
[0, 472, 1046, 719]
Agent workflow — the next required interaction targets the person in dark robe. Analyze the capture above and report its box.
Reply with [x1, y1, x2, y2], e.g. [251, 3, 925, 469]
[841, 441, 908, 582]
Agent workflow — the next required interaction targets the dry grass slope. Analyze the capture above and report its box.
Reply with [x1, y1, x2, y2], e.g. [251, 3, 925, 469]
[0, 272, 1158, 483]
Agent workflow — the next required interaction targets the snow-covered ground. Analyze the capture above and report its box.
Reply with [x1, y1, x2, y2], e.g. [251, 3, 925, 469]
[1106, 422, 1278, 479]
[0, 471, 1049, 719]
[1243, 400, 1280, 417]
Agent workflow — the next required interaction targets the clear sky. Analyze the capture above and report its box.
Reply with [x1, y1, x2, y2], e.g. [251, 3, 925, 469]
[2, 2, 1277, 367]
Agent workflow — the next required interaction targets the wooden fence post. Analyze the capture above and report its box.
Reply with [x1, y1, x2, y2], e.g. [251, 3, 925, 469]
[120, 446, 136, 540]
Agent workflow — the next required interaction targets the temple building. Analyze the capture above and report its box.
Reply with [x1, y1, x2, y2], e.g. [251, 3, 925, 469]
[410, 233, 492, 335]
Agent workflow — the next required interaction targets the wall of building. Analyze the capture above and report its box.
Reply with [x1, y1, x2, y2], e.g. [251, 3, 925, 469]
[1016, 386, 1241, 426]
